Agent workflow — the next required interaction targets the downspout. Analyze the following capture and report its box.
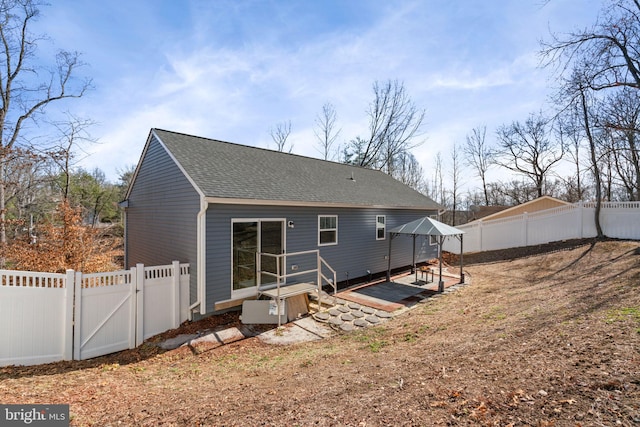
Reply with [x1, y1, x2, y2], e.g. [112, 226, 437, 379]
[123, 208, 128, 268]
[117, 199, 129, 268]
[190, 198, 208, 317]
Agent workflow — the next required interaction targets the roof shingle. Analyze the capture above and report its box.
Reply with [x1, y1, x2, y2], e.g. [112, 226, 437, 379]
[153, 128, 441, 210]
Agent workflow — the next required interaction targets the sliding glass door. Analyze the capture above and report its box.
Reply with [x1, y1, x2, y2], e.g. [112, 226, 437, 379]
[232, 219, 284, 297]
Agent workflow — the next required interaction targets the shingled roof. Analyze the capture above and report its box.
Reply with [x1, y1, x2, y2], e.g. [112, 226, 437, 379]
[153, 128, 441, 210]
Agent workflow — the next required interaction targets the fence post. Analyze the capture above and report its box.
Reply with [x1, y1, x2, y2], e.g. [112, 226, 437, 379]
[135, 264, 145, 347]
[172, 260, 180, 329]
[523, 212, 529, 247]
[479, 220, 483, 252]
[578, 200, 584, 238]
[73, 271, 83, 360]
[63, 270, 75, 361]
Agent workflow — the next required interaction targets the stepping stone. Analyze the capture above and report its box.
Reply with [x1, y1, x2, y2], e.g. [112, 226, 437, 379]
[294, 317, 333, 338]
[365, 315, 380, 324]
[376, 311, 392, 319]
[159, 334, 199, 350]
[337, 306, 350, 313]
[328, 308, 341, 316]
[340, 323, 355, 332]
[329, 317, 344, 326]
[341, 313, 355, 322]
[354, 319, 369, 327]
[351, 311, 364, 318]
[334, 298, 347, 305]
[361, 306, 375, 314]
[347, 302, 361, 310]
[213, 327, 245, 344]
[186, 334, 223, 351]
[314, 312, 331, 322]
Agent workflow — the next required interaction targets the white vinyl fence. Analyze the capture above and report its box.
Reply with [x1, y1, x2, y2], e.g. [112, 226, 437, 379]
[0, 261, 189, 367]
[444, 201, 640, 254]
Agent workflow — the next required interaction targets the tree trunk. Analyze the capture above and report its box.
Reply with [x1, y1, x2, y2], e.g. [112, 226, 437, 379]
[580, 89, 604, 238]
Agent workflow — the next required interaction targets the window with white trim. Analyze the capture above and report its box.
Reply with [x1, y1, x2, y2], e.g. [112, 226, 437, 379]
[318, 215, 338, 246]
[376, 215, 386, 240]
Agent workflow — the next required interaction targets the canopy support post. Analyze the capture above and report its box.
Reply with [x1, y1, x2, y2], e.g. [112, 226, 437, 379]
[459, 234, 465, 284]
[438, 235, 444, 292]
[411, 235, 416, 274]
[386, 233, 394, 282]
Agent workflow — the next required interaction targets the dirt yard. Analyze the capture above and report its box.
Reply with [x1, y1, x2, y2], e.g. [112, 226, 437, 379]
[1, 239, 639, 426]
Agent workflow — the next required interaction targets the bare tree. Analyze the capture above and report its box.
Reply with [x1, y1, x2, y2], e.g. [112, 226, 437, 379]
[579, 84, 605, 236]
[314, 102, 341, 161]
[463, 125, 494, 205]
[495, 113, 565, 198]
[556, 105, 589, 201]
[542, 0, 640, 92]
[492, 179, 539, 205]
[346, 80, 425, 173]
[48, 114, 97, 202]
[390, 151, 427, 192]
[431, 152, 446, 206]
[0, 0, 92, 247]
[449, 143, 463, 225]
[0, 147, 47, 239]
[270, 120, 292, 153]
[599, 87, 640, 200]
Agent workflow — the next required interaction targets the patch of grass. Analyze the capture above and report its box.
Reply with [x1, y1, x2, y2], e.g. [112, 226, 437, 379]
[251, 354, 284, 369]
[346, 327, 391, 352]
[417, 324, 430, 334]
[100, 363, 120, 372]
[482, 306, 507, 321]
[423, 306, 440, 315]
[605, 306, 640, 332]
[403, 332, 418, 343]
[368, 339, 388, 353]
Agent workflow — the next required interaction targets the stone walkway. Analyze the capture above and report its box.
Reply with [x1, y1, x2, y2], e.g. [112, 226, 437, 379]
[312, 298, 393, 332]
[157, 274, 470, 350]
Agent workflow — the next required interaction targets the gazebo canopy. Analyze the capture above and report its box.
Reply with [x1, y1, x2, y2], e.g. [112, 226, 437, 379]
[386, 216, 465, 291]
[388, 216, 465, 237]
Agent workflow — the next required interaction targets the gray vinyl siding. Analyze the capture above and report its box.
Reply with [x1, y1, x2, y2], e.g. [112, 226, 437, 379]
[126, 135, 200, 303]
[204, 204, 438, 313]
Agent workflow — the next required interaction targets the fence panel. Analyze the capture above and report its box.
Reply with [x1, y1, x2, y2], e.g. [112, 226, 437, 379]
[179, 264, 190, 323]
[481, 216, 526, 252]
[527, 205, 581, 246]
[0, 270, 73, 366]
[601, 205, 640, 239]
[143, 262, 189, 339]
[74, 269, 136, 360]
[444, 202, 640, 254]
[446, 222, 480, 253]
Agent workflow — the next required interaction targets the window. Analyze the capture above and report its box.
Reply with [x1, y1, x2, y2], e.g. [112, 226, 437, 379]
[318, 215, 338, 246]
[376, 215, 386, 240]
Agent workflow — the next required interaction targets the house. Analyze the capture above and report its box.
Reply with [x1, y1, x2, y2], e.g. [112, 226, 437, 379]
[468, 196, 572, 223]
[122, 129, 443, 318]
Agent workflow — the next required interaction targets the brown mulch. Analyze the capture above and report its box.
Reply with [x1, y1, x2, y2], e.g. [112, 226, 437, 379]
[1, 238, 640, 426]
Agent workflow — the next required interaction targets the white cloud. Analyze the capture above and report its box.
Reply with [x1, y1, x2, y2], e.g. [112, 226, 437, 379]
[32, 0, 604, 185]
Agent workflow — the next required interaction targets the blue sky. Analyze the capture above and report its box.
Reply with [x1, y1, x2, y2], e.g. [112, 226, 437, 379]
[32, 0, 601, 186]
